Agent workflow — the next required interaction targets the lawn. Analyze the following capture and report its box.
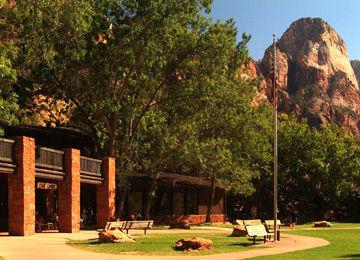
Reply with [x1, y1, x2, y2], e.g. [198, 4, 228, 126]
[293, 222, 360, 230]
[254, 228, 360, 259]
[68, 224, 360, 257]
[68, 233, 259, 256]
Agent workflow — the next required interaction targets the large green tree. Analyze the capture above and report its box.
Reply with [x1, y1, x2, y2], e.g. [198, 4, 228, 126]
[277, 116, 360, 221]
[7, 0, 267, 217]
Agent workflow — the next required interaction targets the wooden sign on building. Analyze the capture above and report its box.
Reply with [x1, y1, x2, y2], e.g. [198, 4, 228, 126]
[36, 182, 57, 190]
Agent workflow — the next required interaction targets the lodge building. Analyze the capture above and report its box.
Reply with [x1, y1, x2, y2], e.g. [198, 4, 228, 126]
[0, 126, 225, 236]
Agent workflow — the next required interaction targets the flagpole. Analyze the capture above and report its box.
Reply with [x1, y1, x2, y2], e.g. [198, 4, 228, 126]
[273, 34, 278, 242]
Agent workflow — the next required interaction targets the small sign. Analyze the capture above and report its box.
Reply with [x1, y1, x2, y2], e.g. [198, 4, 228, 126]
[37, 182, 57, 190]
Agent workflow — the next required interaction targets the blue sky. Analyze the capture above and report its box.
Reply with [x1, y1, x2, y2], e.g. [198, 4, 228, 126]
[210, 0, 360, 61]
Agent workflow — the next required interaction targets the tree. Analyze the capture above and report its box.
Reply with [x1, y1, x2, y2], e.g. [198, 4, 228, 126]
[277, 115, 360, 222]
[173, 35, 273, 222]
[7, 0, 264, 217]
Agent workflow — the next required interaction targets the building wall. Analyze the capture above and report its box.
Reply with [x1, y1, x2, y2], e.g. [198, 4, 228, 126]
[198, 188, 225, 215]
[1, 136, 115, 235]
[127, 180, 226, 224]
[0, 176, 8, 231]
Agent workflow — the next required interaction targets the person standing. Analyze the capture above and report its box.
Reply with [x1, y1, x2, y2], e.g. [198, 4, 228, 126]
[288, 204, 298, 230]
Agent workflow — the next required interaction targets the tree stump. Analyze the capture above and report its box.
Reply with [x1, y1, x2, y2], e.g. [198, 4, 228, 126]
[314, 221, 332, 227]
[98, 230, 136, 243]
[230, 225, 247, 237]
[174, 237, 213, 251]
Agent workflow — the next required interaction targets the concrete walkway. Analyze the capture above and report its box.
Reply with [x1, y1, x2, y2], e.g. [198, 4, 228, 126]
[0, 229, 329, 260]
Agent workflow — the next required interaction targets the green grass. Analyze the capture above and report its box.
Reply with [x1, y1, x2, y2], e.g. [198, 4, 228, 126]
[293, 222, 360, 230]
[201, 222, 360, 230]
[254, 229, 360, 259]
[69, 224, 360, 257]
[68, 233, 259, 256]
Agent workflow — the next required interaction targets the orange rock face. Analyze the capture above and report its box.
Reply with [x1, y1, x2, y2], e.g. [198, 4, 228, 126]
[238, 59, 267, 106]
[258, 18, 360, 134]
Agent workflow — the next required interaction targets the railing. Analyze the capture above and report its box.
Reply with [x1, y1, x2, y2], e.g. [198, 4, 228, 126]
[80, 156, 103, 185]
[0, 138, 15, 174]
[35, 146, 65, 180]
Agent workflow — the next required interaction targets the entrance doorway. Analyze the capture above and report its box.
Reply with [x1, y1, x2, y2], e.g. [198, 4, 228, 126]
[35, 180, 58, 231]
[0, 176, 8, 232]
[80, 184, 97, 228]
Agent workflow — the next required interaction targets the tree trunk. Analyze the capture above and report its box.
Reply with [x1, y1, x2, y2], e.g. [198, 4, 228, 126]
[206, 178, 216, 223]
[144, 177, 157, 220]
[108, 113, 117, 157]
[116, 178, 127, 220]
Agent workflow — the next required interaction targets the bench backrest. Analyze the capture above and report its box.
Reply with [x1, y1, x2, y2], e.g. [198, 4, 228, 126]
[105, 221, 126, 230]
[233, 219, 244, 225]
[245, 224, 269, 236]
[264, 220, 282, 227]
[243, 219, 262, 226]
[125, 220, 154, 229]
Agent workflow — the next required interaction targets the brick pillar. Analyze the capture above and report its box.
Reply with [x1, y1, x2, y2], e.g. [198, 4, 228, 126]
[97, 157, 115, 228]
[58, 148, 80, 232]
[8, 136, 35, 236]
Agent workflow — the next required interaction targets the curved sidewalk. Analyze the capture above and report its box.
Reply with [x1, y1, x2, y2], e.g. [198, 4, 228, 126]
[0, 230, 329, 260]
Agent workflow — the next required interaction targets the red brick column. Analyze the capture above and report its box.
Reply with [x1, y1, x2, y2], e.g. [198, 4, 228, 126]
[97, 157, 115, 228]
[58, 148, 80, 232]
[8, 136, 35, 236]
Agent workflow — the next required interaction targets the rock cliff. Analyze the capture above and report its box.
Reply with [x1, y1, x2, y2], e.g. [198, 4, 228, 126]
[351, 60, 360, 87]
[259, 18, 360, 134]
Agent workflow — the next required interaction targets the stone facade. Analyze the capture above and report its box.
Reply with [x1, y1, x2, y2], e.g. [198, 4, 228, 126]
[96, 157, 116, 228]
[8, 136, 36, 236]
[58, 148, 81, 233]
[2, 135, 116, 236]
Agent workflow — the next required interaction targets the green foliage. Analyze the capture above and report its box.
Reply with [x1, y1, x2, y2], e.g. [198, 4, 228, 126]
[0, 22, 19, 134]
[0, 91, 19, 135]
[7, 0, 270, 201]
[0, 43, 16, 86]
[277, 116, 360, 221]
[5, 0, 275, 217]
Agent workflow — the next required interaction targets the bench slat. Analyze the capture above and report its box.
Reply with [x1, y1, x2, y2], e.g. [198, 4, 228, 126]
[245, 225, 271, 237]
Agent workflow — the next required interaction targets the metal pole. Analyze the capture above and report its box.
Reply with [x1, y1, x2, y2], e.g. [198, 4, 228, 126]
[272, 34, 278, 242]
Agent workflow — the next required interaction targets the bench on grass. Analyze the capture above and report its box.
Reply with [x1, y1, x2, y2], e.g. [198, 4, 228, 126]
[264, 220, 282, 241]
[102, 221, 126, 231]
[243, 219, 262, 226]
[245, 224, 272, 245]
[123, 220, 154, 235]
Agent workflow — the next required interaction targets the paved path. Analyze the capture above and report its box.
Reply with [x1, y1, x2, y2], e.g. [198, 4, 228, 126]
[0, 229, 329, 260]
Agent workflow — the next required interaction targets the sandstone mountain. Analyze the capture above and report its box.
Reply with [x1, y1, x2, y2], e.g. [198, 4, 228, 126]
[256, 18, 360, 135]
[351, 60, 360, 87]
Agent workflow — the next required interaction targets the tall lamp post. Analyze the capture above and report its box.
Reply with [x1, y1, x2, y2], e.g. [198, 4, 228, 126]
[272, 34, 278, 242]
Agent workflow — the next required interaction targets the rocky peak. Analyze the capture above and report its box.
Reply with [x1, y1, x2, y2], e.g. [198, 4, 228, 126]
[259, 18, 360, 134]
[351, 60, 360, 86]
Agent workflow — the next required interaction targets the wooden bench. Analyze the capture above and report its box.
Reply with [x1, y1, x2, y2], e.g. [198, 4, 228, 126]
[101, 220, 154, 234]
[264, 220, 282, 231]
[264, 220, 282, 240]
[245, 224, 272, 244]
[243, 219, 262, 226]
[123, 220, 154, 235]
[36, 222, 57, 232]
[102, 221, 126, 231]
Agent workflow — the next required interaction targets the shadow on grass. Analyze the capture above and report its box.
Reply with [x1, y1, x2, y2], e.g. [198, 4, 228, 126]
[69, 238, 99, 245]
[337, 254, 360, 259]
